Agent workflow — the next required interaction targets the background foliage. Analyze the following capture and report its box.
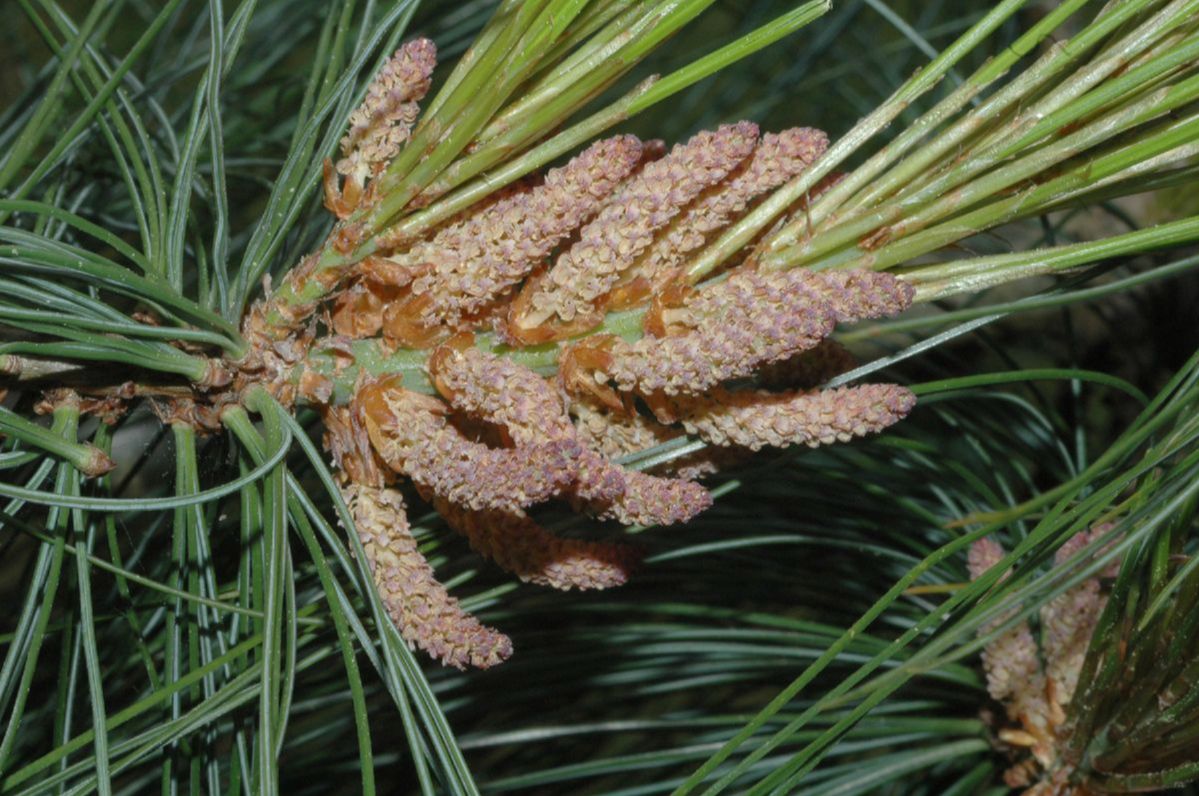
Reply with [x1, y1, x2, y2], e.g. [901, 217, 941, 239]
[1, 0, 1198, 794]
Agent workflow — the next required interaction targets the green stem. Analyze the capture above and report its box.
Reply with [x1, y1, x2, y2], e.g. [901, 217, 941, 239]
[373, 77, 656, 251]
[762, 15, 1197, 271]
[0, 1, 106, 193]
[0, 306, 241, 353]
[485, 1, 645, 133]
[527, 0, 637, 82]
[225, 406, 379, 796]
[774, 63, 1199, 273]
[261, 72, 650, 319]
[838, 0, 1196, 223]
[378, 0, 830, 245]
[1043, 143, 1199, 212]
[985, 16, 1199, 165]
[0, 239, 245, 351]
[2, 636, 265, 791]
[255, 245, 349, 334]
[629, 0, 830, 115]
[0, 0, 187, 220]
[0, 339, 211, 383]
[848, 110, 1199, 272]
[684, 372, 1199, 795]
[418, 0, 524, 121]
[0, 404, 76, 772]
[432, 0, 829, 202]
[418, 0, 718, 202]
[72, 465, 112, 795]
[768, 0, 1096, 256]
[0, 199, 148, 271]
[361, 0, 570, 231]
[907, 215, 1199, 300]
[0, 404, 113, 476]
[296, 208, 1199, 403]
[294, 306, 646, 402]
[682, 0, 1035, 283]
[0, 508, 264, 620]
[235, 388, 288, 794]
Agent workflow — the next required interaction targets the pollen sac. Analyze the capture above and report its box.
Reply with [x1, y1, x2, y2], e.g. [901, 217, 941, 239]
[968, 538, 1041, 699]
[796, 268, 917, 323]
[1039, 524, 1118, 708]
[570, 399, 682, 461]
[967, 537, 1053, 770]
[393, 135, 645, 340]
[673, 384, 916, 451]
[623, 127, 829, 300]
[583, 466, 713, 527]
[344, 484, 512, 670]
[584, 268, 913, 398]
[967, 536, 1005, 581]
[600, 284, 833, 397]
[429, 341, 575, 443]
[966, 530, 1120, 785]
[434, 497, 637, 591]
[338, 39, 437, 184]
[509, 122, 760, 340]
[570, 398, 746, 481]
[430, 343, 609, 505]
[429, 344, 712, 525]
[356, 379, 574, 513]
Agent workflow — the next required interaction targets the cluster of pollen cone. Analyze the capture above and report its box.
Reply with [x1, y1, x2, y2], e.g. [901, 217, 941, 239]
[292, 40, 918, 669]
[969, 529, 1118, 795]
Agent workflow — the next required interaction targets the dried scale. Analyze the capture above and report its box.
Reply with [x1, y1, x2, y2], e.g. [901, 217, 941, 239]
[244, 42, 918, 669]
